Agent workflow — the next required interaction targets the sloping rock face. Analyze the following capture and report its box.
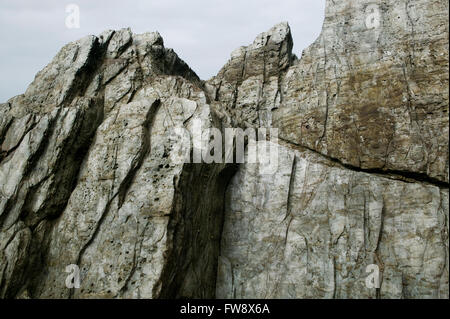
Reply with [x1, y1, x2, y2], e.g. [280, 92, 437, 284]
[0, 29, 235, 299]
[0, 0, 448, 299]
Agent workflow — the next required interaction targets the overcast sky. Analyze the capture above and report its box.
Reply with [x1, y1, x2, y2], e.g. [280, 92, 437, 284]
[0, 0, 325, 102]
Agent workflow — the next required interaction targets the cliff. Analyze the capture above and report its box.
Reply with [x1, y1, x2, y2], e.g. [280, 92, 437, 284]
[0, 0, 448, 299]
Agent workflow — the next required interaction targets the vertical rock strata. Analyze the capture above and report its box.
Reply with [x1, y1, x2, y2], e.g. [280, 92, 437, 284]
[210, 0, 449, 299]
[0, 28, 235, 298]
[0, 0, 448, 299]
[218, 142, 448, 298]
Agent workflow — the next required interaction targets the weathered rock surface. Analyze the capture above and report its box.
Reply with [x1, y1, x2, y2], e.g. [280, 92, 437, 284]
[207, 0, 449, 183]
[214, 0, 449, 299]
[218, 141, 448, 298]
[0, 0, 448, 299]
[281, 0, 449, 182]
[0, 28, 235, 299]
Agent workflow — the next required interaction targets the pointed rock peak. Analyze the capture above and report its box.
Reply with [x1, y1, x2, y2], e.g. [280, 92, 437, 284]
[105, 28, 133, 58]
[230, 21, 293, 58]
[133, 30, 164, 48]
[214, 21, 293, 83]
[250, 21, 292, 50]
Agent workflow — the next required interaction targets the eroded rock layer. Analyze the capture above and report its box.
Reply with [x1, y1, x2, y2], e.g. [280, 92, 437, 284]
[0, 0, 448, 299]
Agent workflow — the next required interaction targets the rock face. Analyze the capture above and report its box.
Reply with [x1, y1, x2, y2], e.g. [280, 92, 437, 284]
[0, 29, 235, 299]
[0, 0, 448, 299]
[212, 0, 449, 299]
[218, 142, 448, 298]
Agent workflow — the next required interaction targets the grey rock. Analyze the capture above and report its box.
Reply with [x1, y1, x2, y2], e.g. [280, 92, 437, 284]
[218, 142, 448, 298]
[0, 0, 448, 299]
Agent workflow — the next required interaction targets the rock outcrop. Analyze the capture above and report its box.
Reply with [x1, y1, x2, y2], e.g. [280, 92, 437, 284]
[0, 28, 235, 299]
[0, 0, 448, 299]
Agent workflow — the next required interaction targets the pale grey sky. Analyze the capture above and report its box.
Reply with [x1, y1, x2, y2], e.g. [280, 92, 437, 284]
[0, 0, 325, 102]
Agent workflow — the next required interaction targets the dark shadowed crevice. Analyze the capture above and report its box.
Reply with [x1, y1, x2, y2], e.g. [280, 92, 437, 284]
[155, 162, 238, 298]
[280, 137, 449, 189]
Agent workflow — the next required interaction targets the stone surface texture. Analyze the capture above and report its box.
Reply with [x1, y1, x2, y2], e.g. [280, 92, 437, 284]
[0, 0, 448, 299]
